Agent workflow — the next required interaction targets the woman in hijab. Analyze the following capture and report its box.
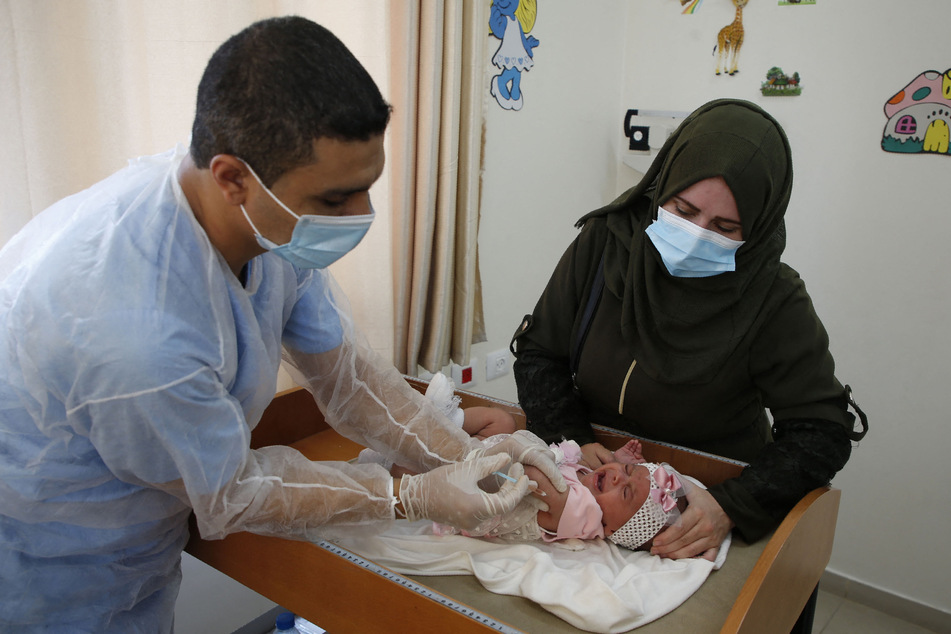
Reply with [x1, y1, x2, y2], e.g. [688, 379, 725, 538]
[511, 99, 867, 559]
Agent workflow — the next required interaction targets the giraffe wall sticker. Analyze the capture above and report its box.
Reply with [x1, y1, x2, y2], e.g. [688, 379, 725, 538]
[714, 0, 748, 76]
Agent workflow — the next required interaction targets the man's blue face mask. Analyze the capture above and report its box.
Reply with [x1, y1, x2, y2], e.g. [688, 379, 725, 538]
[645, 207, 745, 278]
[239, 161, 374, 270]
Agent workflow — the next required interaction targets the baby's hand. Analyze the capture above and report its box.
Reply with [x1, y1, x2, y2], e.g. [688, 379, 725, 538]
[613, 439, 645, 464]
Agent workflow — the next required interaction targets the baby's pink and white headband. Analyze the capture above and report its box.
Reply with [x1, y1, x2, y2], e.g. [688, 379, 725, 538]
[608, 463, 685, 550]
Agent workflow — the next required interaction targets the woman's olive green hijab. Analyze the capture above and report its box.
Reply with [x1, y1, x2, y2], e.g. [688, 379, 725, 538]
[577, 99, 794, 383]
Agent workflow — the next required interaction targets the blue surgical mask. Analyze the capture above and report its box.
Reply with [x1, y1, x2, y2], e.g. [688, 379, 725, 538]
[645, 207, 745, 278]
[239, 162, 375, 269]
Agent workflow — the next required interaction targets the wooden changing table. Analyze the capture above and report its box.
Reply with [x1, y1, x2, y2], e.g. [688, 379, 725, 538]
[185, 379, 840, 633]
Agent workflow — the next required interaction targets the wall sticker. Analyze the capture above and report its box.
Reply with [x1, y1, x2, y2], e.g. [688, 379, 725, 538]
[489, 0, 539, 111]
[714, 0, 748, 76]
[883, 68, 951, 157]
[761, 67, 802, 96]
[681, 0, 705, 14]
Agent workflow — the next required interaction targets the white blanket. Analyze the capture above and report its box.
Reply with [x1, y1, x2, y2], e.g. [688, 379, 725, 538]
[334, 520, 730, 633]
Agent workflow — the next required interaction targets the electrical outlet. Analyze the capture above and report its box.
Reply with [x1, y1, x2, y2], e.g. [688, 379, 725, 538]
[485, 349, 510, 381]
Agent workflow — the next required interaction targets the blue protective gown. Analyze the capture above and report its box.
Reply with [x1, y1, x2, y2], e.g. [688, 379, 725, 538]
[0, 147, 473, 632]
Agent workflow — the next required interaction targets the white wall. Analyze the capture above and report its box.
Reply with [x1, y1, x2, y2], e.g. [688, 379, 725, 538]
[471, 1, 630, 400]
[474, 0, 951, 617]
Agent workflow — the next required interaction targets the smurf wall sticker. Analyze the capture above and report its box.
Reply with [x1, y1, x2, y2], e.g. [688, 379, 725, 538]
[489, 0, 538, 111]
[882, 69, 951, 157]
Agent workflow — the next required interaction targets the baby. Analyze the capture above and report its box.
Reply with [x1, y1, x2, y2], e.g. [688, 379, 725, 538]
[456, 431, 686, 552]
[519, 437, 686, 551]
[384, 373, 690, 551]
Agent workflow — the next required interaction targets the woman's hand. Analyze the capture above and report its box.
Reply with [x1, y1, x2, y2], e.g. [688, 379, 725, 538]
[579, 442, 616, 470]
[650, 485, 734, 560]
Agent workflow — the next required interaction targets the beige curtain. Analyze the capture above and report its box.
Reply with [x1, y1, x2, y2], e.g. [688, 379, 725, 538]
[387, 0, 488, 375]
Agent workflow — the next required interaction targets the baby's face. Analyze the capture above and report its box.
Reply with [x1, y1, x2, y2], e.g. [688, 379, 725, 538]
[579, 463, 652, 536]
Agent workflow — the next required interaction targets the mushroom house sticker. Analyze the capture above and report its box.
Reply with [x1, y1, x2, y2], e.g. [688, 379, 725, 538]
[882, 68, 951, 157]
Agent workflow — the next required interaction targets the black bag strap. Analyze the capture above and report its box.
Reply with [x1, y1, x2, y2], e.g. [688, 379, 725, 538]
[844, 384, 869, 442]
[569, 254, 605, 380]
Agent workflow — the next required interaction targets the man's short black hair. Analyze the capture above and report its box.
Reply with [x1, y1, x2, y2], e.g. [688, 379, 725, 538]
[189, 16, 391, 186]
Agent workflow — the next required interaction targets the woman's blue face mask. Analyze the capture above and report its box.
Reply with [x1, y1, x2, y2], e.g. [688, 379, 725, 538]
[645, 207, 745, 278]
[239, 162, 375, 270]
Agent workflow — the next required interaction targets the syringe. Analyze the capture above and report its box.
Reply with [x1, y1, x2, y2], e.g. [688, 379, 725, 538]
[493, 471, 545, 496]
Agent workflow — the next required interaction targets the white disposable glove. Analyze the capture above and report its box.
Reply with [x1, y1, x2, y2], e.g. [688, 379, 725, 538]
[467, 430, 568, 493]
[399, 454, 530, 531]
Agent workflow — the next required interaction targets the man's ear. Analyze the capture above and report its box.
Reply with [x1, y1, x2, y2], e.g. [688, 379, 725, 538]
[209, 155, 251, 206]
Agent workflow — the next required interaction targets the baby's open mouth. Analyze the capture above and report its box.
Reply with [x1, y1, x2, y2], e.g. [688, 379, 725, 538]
[595, 472, 605, 491]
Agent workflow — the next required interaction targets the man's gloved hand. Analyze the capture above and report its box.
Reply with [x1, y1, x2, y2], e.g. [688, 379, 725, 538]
[399, 454, 529, 531]
[467, 430, 567, 493]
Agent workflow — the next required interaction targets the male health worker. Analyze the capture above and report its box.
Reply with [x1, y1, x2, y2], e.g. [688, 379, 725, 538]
[0, 17, 564, 632]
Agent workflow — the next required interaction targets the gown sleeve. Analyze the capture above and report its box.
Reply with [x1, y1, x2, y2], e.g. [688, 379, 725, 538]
[69, 314, 408, 543]
[281, 271, 477, 477]
[82, 270, 477, 544]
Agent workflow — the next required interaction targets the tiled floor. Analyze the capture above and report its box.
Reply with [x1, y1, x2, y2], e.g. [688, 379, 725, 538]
[815, 590, 940, 634]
